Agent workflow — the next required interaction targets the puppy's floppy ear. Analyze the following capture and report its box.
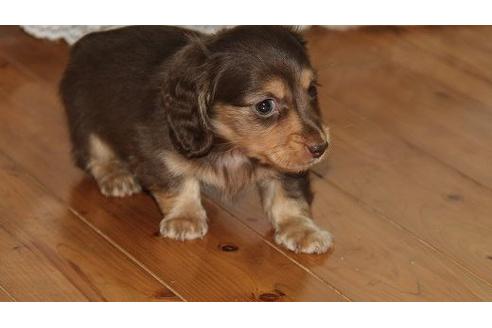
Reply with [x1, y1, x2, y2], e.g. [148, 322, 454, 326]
[160, 40, 215, 158]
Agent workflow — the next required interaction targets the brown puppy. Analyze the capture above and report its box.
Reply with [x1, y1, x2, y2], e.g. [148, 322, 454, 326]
[60, 25, 332, 254]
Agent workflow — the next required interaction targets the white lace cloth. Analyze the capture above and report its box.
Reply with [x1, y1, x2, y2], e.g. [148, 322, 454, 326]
[21, 25, 233, 44]
[21, 25, 355, 45]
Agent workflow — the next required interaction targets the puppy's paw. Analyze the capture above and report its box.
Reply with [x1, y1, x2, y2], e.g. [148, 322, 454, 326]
[160, 215, 208, 241]
[274, 220, 333, 254]
[98, 171, 142, 197]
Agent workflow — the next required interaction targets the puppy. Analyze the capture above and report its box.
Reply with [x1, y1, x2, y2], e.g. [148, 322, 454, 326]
[60, 25, 333, 254]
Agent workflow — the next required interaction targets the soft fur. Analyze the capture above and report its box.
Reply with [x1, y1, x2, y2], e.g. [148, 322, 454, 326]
[60, 25, 333, 254]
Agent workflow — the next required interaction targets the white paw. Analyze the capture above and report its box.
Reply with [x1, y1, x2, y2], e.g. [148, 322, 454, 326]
[160, 216, 208, 241]
[275, 220, 333, 254]
[98, 172, 141, 197]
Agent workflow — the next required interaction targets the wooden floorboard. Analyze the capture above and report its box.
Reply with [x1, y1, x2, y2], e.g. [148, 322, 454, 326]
[301, 27, 492, 286]
[400, 26, 492, 80]
[0, 152, 181, 301]
[359, 27, 492, 109]
[1, 26, 492, 300]
[0, 286, 15, 301]
[218, 178, 492, 300]
[396, 26, 492, 101]
[307, 27, 492, 189]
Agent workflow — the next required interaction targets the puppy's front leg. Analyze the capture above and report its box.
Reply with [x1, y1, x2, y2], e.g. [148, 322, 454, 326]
[258, 173, 333, 254]
[153, 176, 208, 241]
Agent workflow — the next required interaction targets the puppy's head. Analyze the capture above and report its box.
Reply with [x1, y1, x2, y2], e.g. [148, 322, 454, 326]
[164, 26, 329, 172]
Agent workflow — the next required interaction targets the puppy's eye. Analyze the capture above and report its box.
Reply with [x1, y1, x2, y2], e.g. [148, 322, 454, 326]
[255, 99, 277, 117]
[308, 84, 318, 98]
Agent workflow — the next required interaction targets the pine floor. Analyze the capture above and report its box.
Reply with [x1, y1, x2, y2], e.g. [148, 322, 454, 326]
[1, 26, 492, 301]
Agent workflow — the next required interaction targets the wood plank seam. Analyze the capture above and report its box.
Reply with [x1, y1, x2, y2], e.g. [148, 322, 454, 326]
[326, 95, 492, 194]
[0, 149, 185, 301]
[307, 30, 492, 287]
[212, 200, 352, 301]
[0, 48, 45, 85]
[0, 284, 16, 301]
[314, 95, 492, 287]
[66, 208, 186, 301]
[397, 31, 492, 89]
[0, 49, 186, 300]
[311, 149, 492, 290]
[360, 31, 492, 117]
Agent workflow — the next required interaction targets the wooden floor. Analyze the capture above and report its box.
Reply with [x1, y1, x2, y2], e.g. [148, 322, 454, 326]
[1, 26, 492, 301]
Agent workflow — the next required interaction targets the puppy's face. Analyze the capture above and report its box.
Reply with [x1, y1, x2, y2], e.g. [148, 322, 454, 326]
[209, 27, 329, 172]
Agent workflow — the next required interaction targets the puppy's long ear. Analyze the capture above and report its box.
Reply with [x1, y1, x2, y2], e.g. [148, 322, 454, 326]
[160, 41, 215, 158]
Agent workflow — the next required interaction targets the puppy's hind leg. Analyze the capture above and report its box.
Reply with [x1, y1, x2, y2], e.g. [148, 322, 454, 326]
[87, 134, 141, 197]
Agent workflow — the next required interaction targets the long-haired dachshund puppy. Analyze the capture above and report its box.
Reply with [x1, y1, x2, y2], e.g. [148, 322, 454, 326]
[60, 25, 332, 254]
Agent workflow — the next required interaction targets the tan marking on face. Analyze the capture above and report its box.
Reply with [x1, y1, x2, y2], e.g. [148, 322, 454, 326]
[300, 68, 314, 89]
[263, 78, 287, 99]
[211, 71, 329, 173]
[212, 103, 314, 172]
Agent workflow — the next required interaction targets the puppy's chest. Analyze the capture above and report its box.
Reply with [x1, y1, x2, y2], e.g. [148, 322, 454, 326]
[164, 152, 272, 195]
[195, 153, 271, 195]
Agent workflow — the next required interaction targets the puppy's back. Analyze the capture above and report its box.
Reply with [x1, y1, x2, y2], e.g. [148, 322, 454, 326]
[60, 26, 198, 167]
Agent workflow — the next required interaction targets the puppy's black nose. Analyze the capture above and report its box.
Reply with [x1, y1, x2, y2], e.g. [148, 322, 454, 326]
[307, 142, 328, 158]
